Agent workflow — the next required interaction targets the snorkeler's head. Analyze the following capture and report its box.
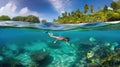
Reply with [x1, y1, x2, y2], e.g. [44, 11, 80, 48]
[64, 37, 70, 42]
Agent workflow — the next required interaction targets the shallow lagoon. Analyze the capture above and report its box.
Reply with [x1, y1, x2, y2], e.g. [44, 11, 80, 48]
[0, 21, 120, 67]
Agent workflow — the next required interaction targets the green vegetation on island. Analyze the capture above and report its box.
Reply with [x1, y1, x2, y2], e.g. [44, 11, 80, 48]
[41, 19, 47, 23]
[0, 15, 11, 21]
[53, 0, 120, 24]
[0, 15, 47, 23]
[12, 15, 40, 23]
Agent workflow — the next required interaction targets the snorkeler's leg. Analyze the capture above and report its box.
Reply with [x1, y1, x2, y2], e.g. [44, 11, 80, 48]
[54, 39, 58, 43]
[66, 41, 70, 45]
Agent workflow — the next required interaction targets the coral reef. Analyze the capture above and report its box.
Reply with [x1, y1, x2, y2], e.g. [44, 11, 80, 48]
[15, 53, 33, 67]
[0, 30, 120, 67]
[85, 44, 120, 67]
[99, 48, 120, 67]
[30, 49, 49, 62]
[0, 57, 24, 67]
[47, 44, 77, 67]
[86, 63, 100, 67]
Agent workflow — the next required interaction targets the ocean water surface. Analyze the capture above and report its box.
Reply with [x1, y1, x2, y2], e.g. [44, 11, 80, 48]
[0, 21, 120, 67]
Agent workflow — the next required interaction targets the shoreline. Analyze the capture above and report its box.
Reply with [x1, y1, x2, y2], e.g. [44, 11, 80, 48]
[60, 20, 120, 25]
[105, 20, 120, 24]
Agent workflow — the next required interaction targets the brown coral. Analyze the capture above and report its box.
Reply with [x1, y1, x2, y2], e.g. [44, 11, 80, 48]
[30, 49, 49, 62]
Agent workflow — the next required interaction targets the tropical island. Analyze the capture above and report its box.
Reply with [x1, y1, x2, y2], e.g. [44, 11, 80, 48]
[0, 15, 46, 23]
[0, 0, 120, 24]
[53, 0, 120, 24]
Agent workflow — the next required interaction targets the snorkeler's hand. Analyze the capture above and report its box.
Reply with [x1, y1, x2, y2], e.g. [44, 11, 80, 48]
[48, 32, 53, 36]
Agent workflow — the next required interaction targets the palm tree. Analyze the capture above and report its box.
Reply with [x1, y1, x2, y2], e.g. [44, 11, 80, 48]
[103, 5, 108, 12]
[84, 4, 89, 14]
[111, 1, 118, 10]
[90, 5, 94, 13]
[76, 9, 82, 17]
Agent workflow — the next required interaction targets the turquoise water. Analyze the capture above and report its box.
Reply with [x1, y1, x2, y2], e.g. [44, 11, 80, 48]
[0, 21, 120, 67]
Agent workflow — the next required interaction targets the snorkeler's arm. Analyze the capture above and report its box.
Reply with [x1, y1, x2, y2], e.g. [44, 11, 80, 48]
[48, 32, 53, 36]
[48, 32, 58, 39]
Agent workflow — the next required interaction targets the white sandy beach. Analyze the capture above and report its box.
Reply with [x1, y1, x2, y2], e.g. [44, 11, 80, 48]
[105, 20, 120, 24]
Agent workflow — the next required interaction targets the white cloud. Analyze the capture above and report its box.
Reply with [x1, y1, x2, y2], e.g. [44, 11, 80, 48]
[18, 7, 39, 17]
[0, 2, 40, 18]
[61, 11, 65, 14]
[19, 7, 29, 14]
[0, 2, 17, 17]
[108, 7, 113, 10]
[49, 0, 72, 14]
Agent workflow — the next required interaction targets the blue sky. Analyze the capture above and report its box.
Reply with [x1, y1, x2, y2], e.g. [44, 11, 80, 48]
[0, 0, 113, 22]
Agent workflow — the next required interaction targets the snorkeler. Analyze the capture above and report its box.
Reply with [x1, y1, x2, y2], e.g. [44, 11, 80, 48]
[47, 32, 70, 45]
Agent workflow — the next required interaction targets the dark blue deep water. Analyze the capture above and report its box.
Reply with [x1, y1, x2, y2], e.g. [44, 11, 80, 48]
[0, 21, 120, 67]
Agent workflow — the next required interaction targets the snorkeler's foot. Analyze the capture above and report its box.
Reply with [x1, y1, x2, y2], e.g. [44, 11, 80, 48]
[54, 41, 56, 44]
[54, 40, 57, 43]
[66, 42, 70, 45]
